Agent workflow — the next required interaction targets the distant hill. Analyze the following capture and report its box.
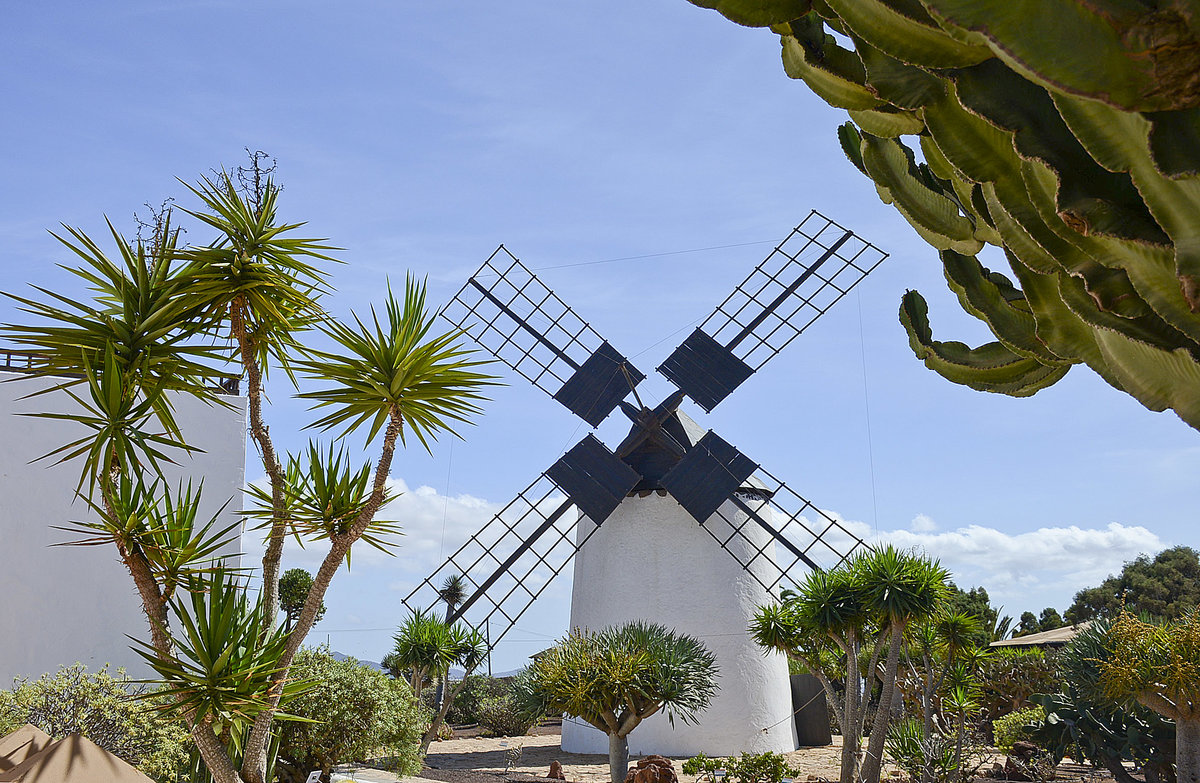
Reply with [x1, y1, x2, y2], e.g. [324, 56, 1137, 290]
[330, 652, 520, 679]
[330, 651, 386, 673]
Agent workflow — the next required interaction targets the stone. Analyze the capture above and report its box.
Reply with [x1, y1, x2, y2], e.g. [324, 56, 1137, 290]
[549, 761, 566, 780]
[624, 755, 678, 783]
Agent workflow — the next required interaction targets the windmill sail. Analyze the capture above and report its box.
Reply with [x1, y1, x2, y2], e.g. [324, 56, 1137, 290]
[658, 210, 887, 412]
[400, 436, 639, 644]
[441, 246, 644, 427]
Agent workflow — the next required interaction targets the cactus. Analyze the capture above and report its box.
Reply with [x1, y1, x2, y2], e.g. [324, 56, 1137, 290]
[687, 0, 1200, 430]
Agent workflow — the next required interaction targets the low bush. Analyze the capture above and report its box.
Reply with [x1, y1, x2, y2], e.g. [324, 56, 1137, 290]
[0, 663, 189, 783]
[993, 707, 1045, 754]
[446, 675, 510, 725]
[682, 751, 800, 783]
[274, 647, 425, 783]
[475, 692, 539, 737]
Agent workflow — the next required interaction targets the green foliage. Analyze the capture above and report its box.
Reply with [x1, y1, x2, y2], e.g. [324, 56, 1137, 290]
[883, 718, 958, 783]
[294, 275, 496, 449]
[523, 621, 718, 736]
[1031, 617, 1175, 783]
[278, 568, 326, 633]
[474, 691, 539, 738]
[134, 567, 310, 739]
[752, 546, 950, 783]
[389, 609, 489, 753]
[682, 751, 800, 783]
[1065, 546, 1200, 624]
[445, 675, 511, 725]
[687, 0, 1200, 430]
[520, 621, 717, 783]
[975, 647, 1058, 724]
[274, 647, 424, 783]
[1099, 609, 1200, 720]
[0, 664, 190, 783]
[944, 584, 1007, 647]
[992, 707, 1045, 754]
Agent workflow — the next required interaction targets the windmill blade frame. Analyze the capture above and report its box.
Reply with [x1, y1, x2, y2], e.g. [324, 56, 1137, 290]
[441, 245, 644, 427]
[658, 210, 888, 412]
[699, 464, 866, 597]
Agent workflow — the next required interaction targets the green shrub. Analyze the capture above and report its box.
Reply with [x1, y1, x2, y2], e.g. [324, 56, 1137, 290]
[682, 752, 800, 783]
[475, 692, 539, 737]
[993, 707, 1046, 754]
[446, 675, 510, 725]
[274, 647, 425, 783]
[0, 663, 189, 783]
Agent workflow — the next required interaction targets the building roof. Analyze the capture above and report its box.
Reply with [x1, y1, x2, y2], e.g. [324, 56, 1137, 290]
[0, 726, 52, 773]
[0, 733, 153, 783]
[990, 622, 1091, 648]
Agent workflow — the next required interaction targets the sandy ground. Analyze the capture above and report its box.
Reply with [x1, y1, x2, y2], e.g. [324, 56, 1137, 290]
[333, 724, 1112, 783]
[335, 725, 877, 783]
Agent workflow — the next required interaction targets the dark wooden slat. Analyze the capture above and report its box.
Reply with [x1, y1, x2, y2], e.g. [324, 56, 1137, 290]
[661, 432, 758, 523]
[546, 435, 641, 522]
[553, 341, 643, 427]
[657, 329, 753, 412]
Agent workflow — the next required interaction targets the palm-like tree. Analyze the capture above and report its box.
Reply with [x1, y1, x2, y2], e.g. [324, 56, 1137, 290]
[433, 575, 468, 710]
[751, 546, 949, 783]
[390, 609, 488, 754]
[517, 621, 719, 783]
[2, 162, 496, 783]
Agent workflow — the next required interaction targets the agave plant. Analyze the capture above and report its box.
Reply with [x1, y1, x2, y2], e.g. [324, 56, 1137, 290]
[687, 0, 1200, 430]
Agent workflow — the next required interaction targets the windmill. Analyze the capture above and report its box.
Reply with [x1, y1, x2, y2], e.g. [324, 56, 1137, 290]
[402, 211, 887, 755]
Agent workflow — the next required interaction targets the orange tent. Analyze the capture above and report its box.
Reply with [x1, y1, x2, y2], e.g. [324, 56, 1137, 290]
[0, 733, 153, 783]
[0, 725, 52, 772]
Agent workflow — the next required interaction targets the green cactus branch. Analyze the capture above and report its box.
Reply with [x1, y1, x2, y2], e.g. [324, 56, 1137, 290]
[687, 0, 1200, 431]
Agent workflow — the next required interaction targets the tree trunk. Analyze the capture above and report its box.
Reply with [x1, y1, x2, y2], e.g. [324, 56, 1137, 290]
[609, 732, 629, 783]
[1178, 717, 1200, 783]
[862, 625, 905, 783]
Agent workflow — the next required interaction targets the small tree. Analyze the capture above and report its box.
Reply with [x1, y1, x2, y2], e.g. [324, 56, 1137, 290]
[278, 568, 326, 634]
[1099, 610, 1200, 783]
[517, 621, 718, 783]
[752, 546, 949, 783]
[389, 609, 488, 754]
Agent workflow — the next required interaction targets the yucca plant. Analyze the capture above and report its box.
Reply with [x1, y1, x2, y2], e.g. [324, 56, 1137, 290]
[388, 609, 489, 754]
[687, 0, 1200, 430]
[1, 156, 497, 783]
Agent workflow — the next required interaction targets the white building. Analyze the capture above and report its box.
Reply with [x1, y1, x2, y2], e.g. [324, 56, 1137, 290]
[0, 365, 247, 683]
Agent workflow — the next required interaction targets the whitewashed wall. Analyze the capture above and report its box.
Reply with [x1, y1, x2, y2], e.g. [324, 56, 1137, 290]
[0, 370, 247, 683]
[563, 492, 797, 756]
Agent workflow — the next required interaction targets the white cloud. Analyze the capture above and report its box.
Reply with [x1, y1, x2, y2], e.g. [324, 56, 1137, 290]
[869, 517, 1165, 616]
[910, 514, 937, 533]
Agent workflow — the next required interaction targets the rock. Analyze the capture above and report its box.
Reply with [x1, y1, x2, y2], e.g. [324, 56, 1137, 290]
[625, 755, 678, 783]
[549, 761, 566, 780]
[1011, 741, 1039, 761]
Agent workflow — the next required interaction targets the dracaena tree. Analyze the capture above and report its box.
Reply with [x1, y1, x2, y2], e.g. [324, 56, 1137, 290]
[751, 545, 949, 783]
[1, 160, 495, 783]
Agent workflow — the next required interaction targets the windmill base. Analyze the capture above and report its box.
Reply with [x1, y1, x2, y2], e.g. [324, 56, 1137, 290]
[562, 493, 797, 757]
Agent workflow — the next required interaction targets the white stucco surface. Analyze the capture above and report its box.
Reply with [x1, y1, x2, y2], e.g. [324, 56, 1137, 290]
[0, 371, 247, 683]
[562, 492, 797, 756]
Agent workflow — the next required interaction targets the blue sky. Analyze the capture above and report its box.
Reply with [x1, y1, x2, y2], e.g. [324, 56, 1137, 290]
[2, 2, 1196, 671]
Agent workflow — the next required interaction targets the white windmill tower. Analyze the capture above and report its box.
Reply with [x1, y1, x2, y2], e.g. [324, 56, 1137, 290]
[403, 211, 887, 755]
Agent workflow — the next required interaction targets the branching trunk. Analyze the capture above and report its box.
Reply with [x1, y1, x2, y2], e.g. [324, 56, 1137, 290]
[420, 661, 482, 755]
[241, 408, 404, 782]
